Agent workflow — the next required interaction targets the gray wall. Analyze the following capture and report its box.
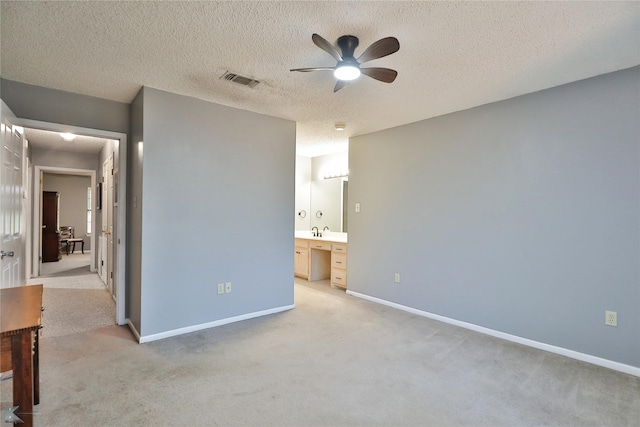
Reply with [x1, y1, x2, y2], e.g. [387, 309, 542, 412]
[1, 79, 129, 134]
[136, 87, 295, 337]
[43, 173, 91, 244]
[31, 148, 98, 171]
[127, 89, 143, 332]
[349, 66, 640, 368]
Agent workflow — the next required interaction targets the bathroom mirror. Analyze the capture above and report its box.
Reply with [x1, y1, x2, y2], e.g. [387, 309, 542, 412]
[310, 179, 348, 232]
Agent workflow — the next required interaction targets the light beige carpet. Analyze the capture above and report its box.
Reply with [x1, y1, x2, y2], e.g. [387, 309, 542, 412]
[29, 272, 106, 290]
[5, 278, 637, 426]
[40, 287, 115, 338]
[2, 272, 116, 415]
[28, 269, 115, 338]
[39, 252, 92, 277]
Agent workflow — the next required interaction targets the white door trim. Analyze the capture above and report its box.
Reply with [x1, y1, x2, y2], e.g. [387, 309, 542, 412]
[19, 118, 127, 326]
[34, 166, 97, 272]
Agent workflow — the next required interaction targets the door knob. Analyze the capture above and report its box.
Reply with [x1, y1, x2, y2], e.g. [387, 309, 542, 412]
[1, 251, 15, 259]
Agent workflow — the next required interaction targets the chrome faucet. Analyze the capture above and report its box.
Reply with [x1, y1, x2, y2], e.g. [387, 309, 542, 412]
[311, 226, 319, 237]
[323, 226, 330, 232]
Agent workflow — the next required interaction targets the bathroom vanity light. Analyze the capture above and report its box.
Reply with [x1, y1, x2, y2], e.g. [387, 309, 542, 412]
[323, 170, 349, 180]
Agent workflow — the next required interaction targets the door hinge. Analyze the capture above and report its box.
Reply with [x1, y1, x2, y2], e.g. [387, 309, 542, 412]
[101, 260, 104, 266]
[110, 272, 113, 279]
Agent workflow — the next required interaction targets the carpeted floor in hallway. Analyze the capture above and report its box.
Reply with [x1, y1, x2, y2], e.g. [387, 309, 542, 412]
[1, 262, 116, 418]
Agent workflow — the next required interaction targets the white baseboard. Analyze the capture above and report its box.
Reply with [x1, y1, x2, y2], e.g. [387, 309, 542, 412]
[137, 304, 295, 344]
[346, 290, 640, 378]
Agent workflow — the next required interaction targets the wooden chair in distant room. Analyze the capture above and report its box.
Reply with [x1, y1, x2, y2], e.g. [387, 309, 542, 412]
[59, 226, 74, 254]
[59, 226, 84, 255]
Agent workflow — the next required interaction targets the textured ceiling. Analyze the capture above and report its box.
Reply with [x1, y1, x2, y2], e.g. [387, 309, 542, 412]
[2, 1, 639, 157]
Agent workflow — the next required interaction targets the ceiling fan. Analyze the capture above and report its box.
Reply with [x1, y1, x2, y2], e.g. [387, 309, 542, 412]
[291, 33, 400, 92]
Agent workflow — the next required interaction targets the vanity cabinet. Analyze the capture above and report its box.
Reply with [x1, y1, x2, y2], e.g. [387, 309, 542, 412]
[294, 239, 309, 279]
[331, 244, 348, 289]
[294, 236, 348, 289]
[309, 241, 331, 251]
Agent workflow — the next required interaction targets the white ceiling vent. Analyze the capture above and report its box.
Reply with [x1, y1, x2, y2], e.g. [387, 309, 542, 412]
[220, 71, 260, 88]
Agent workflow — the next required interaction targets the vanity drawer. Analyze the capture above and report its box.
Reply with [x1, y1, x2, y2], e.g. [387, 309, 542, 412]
[332, 243, 347, 254]
[331, 268, 347, 288]
[294, 239, 309, 249]
[331, 253, 347, 269]
[310, 241, 331, 251]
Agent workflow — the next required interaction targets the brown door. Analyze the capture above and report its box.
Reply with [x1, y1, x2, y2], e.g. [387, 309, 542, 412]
[42, 191, 60, 262]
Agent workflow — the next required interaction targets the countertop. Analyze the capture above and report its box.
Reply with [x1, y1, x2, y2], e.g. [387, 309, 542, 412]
[295, 231, 348, 244]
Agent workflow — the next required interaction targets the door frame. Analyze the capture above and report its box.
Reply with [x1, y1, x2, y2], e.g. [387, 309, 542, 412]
[35, 166, 96, 271]
[19, 118, 127, 326]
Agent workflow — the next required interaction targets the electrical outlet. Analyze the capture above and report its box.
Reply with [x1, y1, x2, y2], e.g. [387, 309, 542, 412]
[605, 311, 617, 327]
[225, 282, 232, 293]
[217, 283, 224, 295]
[394, 273, 400, 283]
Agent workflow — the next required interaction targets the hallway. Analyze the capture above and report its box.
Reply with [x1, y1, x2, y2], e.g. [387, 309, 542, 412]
[28, 253, 115, 338]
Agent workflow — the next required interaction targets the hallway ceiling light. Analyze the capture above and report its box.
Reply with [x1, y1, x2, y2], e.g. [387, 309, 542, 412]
[60, 133, 76, 141]
[335, 123, 346, 131]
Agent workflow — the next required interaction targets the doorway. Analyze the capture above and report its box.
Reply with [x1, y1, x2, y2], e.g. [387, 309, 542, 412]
[35, 167, 97, 273]
[19, 119, 127, 325]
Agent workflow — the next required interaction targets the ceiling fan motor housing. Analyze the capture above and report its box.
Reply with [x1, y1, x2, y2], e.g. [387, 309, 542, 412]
[337, 35, 359, 59]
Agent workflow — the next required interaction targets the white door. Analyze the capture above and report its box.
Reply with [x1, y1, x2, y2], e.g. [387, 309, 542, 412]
[0, 102, 25, 288]
[99, 155, 114, 295]
[106, 155, 114, 297]
[99, 159, 107, 283]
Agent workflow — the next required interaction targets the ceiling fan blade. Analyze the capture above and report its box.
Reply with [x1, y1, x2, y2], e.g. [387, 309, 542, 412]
[360, 67, 398, 83]
[290, 67, 335, 72]
[312, 33, 343, 62]
[334, 80, 349, 92]
[357, 37, 400, 64]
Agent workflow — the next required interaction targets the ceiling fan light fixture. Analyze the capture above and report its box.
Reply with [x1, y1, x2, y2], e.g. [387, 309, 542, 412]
[292, 33, 399, 91]
[334, 64, 361, 81]
[60, 133, 76, 141]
